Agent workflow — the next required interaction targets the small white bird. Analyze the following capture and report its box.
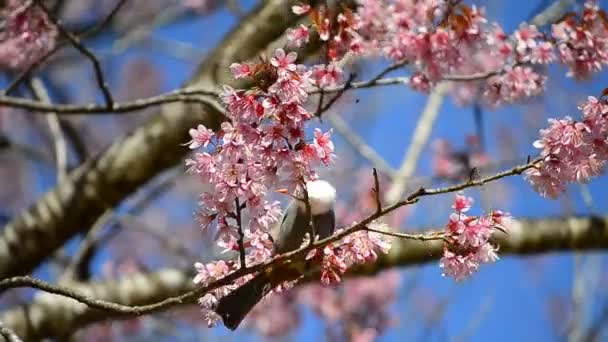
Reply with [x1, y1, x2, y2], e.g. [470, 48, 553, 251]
[215, 180, 337, 330]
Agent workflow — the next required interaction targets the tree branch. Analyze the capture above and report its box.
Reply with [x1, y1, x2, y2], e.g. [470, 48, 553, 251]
[0, 87, 222, 115]
[2, 213, 608, 339]
[0, 320, 23, 342]
[34, 1, 114, 107]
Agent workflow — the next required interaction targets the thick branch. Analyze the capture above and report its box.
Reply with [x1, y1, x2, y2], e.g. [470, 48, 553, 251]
[2, 214, 608, 339]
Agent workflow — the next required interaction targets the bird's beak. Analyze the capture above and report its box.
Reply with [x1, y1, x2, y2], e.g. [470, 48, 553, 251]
[275, 188, 289, 195]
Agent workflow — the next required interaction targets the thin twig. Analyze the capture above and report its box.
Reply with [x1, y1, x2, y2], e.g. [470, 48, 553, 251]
[77, 0, 129, 37]
[60, 210, 114, 282]
[315, 73, 356, 118]
[368, 60, 408, 84]
[302, 183, 317, 246]
[364, 226, 446, 242]
[0, 87, 222, 115]
[372, 168, 382, 214]
[29, 78, 68, 182]
[34, 1, 114, 108]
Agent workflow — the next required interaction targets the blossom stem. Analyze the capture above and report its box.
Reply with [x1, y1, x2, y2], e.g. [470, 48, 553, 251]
[364, 226, 447, 242]
[234, 198, 247, 269]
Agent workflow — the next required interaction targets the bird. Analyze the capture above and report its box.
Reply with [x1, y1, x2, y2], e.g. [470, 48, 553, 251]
[214, 180, 337, 330]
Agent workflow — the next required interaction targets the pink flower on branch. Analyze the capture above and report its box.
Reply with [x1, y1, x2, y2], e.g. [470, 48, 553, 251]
[525, 96, 608, 198]
[440, 194, 509, 281]
[312, 223, 393, 286]
[286, 24, 311, 48]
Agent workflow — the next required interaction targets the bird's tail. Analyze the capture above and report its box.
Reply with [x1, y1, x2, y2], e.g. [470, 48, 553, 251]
[215, 272, 275, 330]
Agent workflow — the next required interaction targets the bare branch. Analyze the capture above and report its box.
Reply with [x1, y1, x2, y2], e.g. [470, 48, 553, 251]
[29, 78, 68, 182]
[325, 114, 397, 178]
[372, 168, 382, 213]
[385, 82, 448, 204]
[33, 1, 114, 107]
[0, 321, 23, 342]
[0, 87, 222, 115]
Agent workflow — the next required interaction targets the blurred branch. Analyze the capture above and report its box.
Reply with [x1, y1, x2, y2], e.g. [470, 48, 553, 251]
[29, 78, 68, 182]
[582, 302, 608, 342]
[451, 296, 494, 342]
[384, 83, 448, 204]
[3, 212, 608, 339]
[110, 6, 190, 56]
[325, 111, 397, 178]
[60, 168, 187, 281]
[530, 0, 576, 26]
[0, 321, 23, 342]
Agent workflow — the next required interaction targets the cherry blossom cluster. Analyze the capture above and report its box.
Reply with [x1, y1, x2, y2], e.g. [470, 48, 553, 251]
[307, 222, 392, 286]
[288, 3, 363, 61]
[525, 96, 608, 198]
[187, 48, 337, 256]
[552, 2, 608, 79]
[271, 1, 608, 107]
[0, 1, 58, 70]
[439, 194, 511, 281]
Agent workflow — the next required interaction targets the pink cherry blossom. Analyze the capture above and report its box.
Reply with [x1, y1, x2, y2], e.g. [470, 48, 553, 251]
[525, 96, 608, 198]
[229, 62, 253, 79]
[439, 250, 478, 281]
[187, 124, 214, 149]
[552, 2, 608, 79]
[286, 24, 311, 48]
[270, 48, 298, 73]
[514, 23, 541, 55]
[291, 3, 311, 16]
[311, 63, 344, 88]
[313, 128, 335, 166]
[440, 194, 509, 281]
[0, 1, 58, 70]
[452, 194, 473, 212]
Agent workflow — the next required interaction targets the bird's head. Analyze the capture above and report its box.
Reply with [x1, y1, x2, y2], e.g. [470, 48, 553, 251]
[304, 180, 336, 215]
